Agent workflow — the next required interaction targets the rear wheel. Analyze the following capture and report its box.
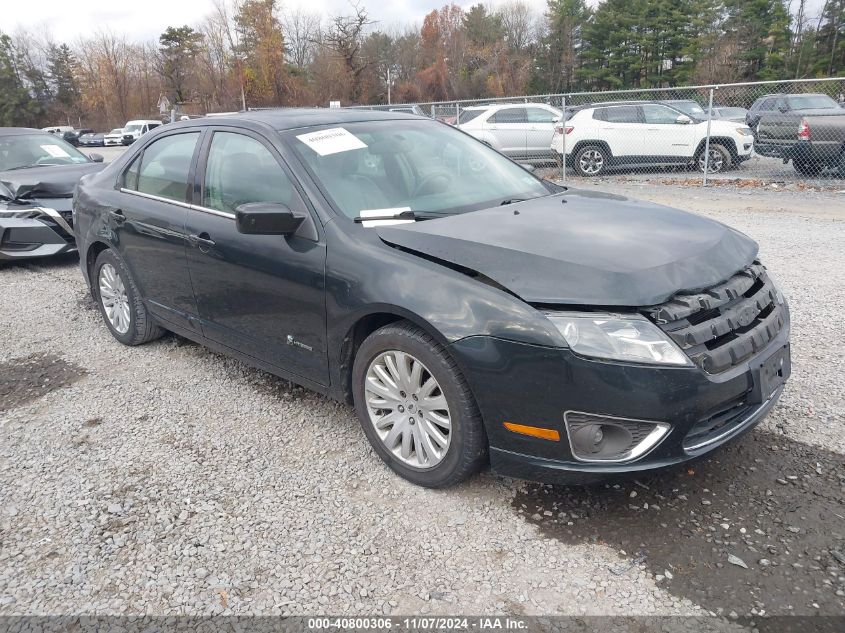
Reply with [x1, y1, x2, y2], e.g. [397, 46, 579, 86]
[573, 145, 608, 177]
[93, 249, 164, 346]
[794, 158, 823, 177]
[352, 321, 487, 488]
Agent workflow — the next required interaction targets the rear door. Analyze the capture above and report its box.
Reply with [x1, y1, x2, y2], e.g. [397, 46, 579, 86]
[596, 105, 644, 159]
[484, 107, 528, 156]
[112, 130, 203, 330]
[185, 127, 329, 385]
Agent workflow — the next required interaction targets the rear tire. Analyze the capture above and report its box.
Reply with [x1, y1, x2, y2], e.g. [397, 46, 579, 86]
[573, 145, 608, 177]
[352, 321, 487, 488]
[92, 249, 164, 346]
[794, 159, 823, 177]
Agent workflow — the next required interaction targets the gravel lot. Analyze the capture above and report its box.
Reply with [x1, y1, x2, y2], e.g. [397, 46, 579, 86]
[0, 178, 843, 619]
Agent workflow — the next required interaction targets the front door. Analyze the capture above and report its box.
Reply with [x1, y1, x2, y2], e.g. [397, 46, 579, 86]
[525, 106, 559, 158]
[641, 104, 697, 159]
[185, 128, 329, 385]
[112, 130, 203, 329]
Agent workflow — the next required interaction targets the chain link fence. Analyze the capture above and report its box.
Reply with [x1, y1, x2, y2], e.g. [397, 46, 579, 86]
[389, 77, 845, 186]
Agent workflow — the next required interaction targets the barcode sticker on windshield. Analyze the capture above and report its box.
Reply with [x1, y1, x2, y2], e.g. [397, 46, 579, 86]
[40, 144, 71, 158]
[296, 127, 367, 156]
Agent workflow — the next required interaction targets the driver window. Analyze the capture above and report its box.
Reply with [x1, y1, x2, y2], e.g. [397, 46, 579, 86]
[642, 104, 681, 124]
[203, 132, 307, 215]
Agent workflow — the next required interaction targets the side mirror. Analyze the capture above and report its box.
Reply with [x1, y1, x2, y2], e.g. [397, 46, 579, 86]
[778, 105, 789, 113]
[236, 202, 304, 236]
[88, 153, 104, 163]
[675, 114, 692, 125]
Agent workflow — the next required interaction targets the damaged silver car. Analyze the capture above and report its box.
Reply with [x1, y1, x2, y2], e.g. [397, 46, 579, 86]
[0, 128, 105, 261]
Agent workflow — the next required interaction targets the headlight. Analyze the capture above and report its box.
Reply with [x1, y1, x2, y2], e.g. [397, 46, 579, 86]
[736, 127, 753, 136]
[546, 312, 692, 366]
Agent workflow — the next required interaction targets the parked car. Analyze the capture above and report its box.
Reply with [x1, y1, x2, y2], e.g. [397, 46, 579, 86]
[104, 128, 125, 146]
[73, 109, 790, 488]
[746, 93, 842, 132]
[658, 99, 707, 119]
[62, 128, 94, 147]
[708, 107, 749, 123]
[0, 128, 105, 260]
[552, 101, 754, 176]
[121, 119, 163, 145]
[756, 110, 845, 176]
[42, 125, 76, 136]
[349, 104, 427, 117]
[78, 131, 105, 147]
[458, 102, 563, 162]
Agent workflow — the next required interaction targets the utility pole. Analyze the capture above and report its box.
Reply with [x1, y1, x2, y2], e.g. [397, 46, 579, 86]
[387, 66, 391, 105]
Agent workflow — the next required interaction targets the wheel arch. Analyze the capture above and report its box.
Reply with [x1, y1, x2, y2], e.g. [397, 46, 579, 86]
[337, 308, 455, 405]
[570, 139, 613, 157]
[694, 137, 738, 160]
[85, 240, 111, 291]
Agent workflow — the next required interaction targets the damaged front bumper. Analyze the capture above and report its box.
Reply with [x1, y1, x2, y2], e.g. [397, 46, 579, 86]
[0, 204, 76, 260]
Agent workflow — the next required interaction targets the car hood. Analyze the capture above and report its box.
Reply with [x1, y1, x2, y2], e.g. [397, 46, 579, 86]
[376, 190, 758, 306]
[0, 163, 106, 200]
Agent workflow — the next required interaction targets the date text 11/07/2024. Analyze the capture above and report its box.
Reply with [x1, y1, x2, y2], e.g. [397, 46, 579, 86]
[307, 617, 529, 630]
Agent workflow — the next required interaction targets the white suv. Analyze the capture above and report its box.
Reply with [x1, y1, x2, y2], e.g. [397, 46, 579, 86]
[551, 102, 754, 176]
[458, 103, 562, 162]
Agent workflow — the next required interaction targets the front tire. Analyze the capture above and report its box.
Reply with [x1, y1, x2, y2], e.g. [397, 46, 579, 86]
[573, 145, 608, 177]
[698, 143, 731, 173]
[92, 249, 164, 346]
[352, 321, 487, 488]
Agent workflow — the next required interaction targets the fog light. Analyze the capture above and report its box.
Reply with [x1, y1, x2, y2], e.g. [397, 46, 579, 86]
[564, 412, 670, 463]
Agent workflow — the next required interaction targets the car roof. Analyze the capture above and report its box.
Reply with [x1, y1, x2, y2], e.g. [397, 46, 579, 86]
[162, 107, 424, 131]
[1, 127, 52, 137]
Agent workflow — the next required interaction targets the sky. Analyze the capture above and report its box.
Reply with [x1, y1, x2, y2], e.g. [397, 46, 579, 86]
[5, 0, 829, 45]
[6, 0, 549, 44]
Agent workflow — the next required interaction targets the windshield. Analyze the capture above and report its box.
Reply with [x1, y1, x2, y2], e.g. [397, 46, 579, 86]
[788, 95, 839, 109]
[109, 129, 123, 134]
[716, 107, 746, 117]
[670, 101, 706, 118]
[0, 133, 90, 171]
[124, 124, 143, 133]
[286, 120, 551, 219]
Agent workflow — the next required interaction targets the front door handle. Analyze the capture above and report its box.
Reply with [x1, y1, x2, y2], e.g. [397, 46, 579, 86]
[109, 209, 126, 224]
[188, 233, 216, 250]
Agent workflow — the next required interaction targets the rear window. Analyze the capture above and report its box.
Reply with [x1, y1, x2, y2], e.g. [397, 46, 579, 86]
[787, 95, 839, 110]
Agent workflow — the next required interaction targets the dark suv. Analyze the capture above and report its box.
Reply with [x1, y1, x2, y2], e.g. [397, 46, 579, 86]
[746, 93, 842, 131]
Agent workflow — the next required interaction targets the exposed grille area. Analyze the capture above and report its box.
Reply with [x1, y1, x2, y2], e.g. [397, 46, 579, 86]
[683, 394, 755, 451]
[643, 262, 785, 373]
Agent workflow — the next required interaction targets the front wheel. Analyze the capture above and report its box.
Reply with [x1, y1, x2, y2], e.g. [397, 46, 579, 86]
[352, 321, 487, 488]
[698, 143, 731, 173]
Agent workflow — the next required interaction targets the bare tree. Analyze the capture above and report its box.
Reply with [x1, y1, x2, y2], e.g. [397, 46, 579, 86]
[281, 7, 322, 68]
[498, 1, 535, 51]
[323, 2, 375, 102]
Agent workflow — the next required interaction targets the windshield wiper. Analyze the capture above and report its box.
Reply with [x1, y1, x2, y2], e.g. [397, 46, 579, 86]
[354, 210, 417, 223]
[500, 198, 527, 206]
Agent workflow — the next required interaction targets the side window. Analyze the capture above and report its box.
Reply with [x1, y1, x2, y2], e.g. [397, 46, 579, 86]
[203, 131, 307, 215]
[526, 107, 558, 123]
[123, 154, 141, 190]
[761, 98, 776, 110]
[774, 97, 789, 111]
[592, 108, 607, 121]
[134, 132, 200, 202]
[603, 106, 642, 123]
[490, 108, 527, 124]
[642, 104, 681, 124]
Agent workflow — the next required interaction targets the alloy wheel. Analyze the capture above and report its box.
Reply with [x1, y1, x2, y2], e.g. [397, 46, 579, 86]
[98, 263, 130, 334]
[700, 148, 724, 173]
[579, 150, 604, 175]
[364, 350, 452, 469]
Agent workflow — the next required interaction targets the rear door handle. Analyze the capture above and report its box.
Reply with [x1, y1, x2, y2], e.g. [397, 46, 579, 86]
[109, 209, 126, 224]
